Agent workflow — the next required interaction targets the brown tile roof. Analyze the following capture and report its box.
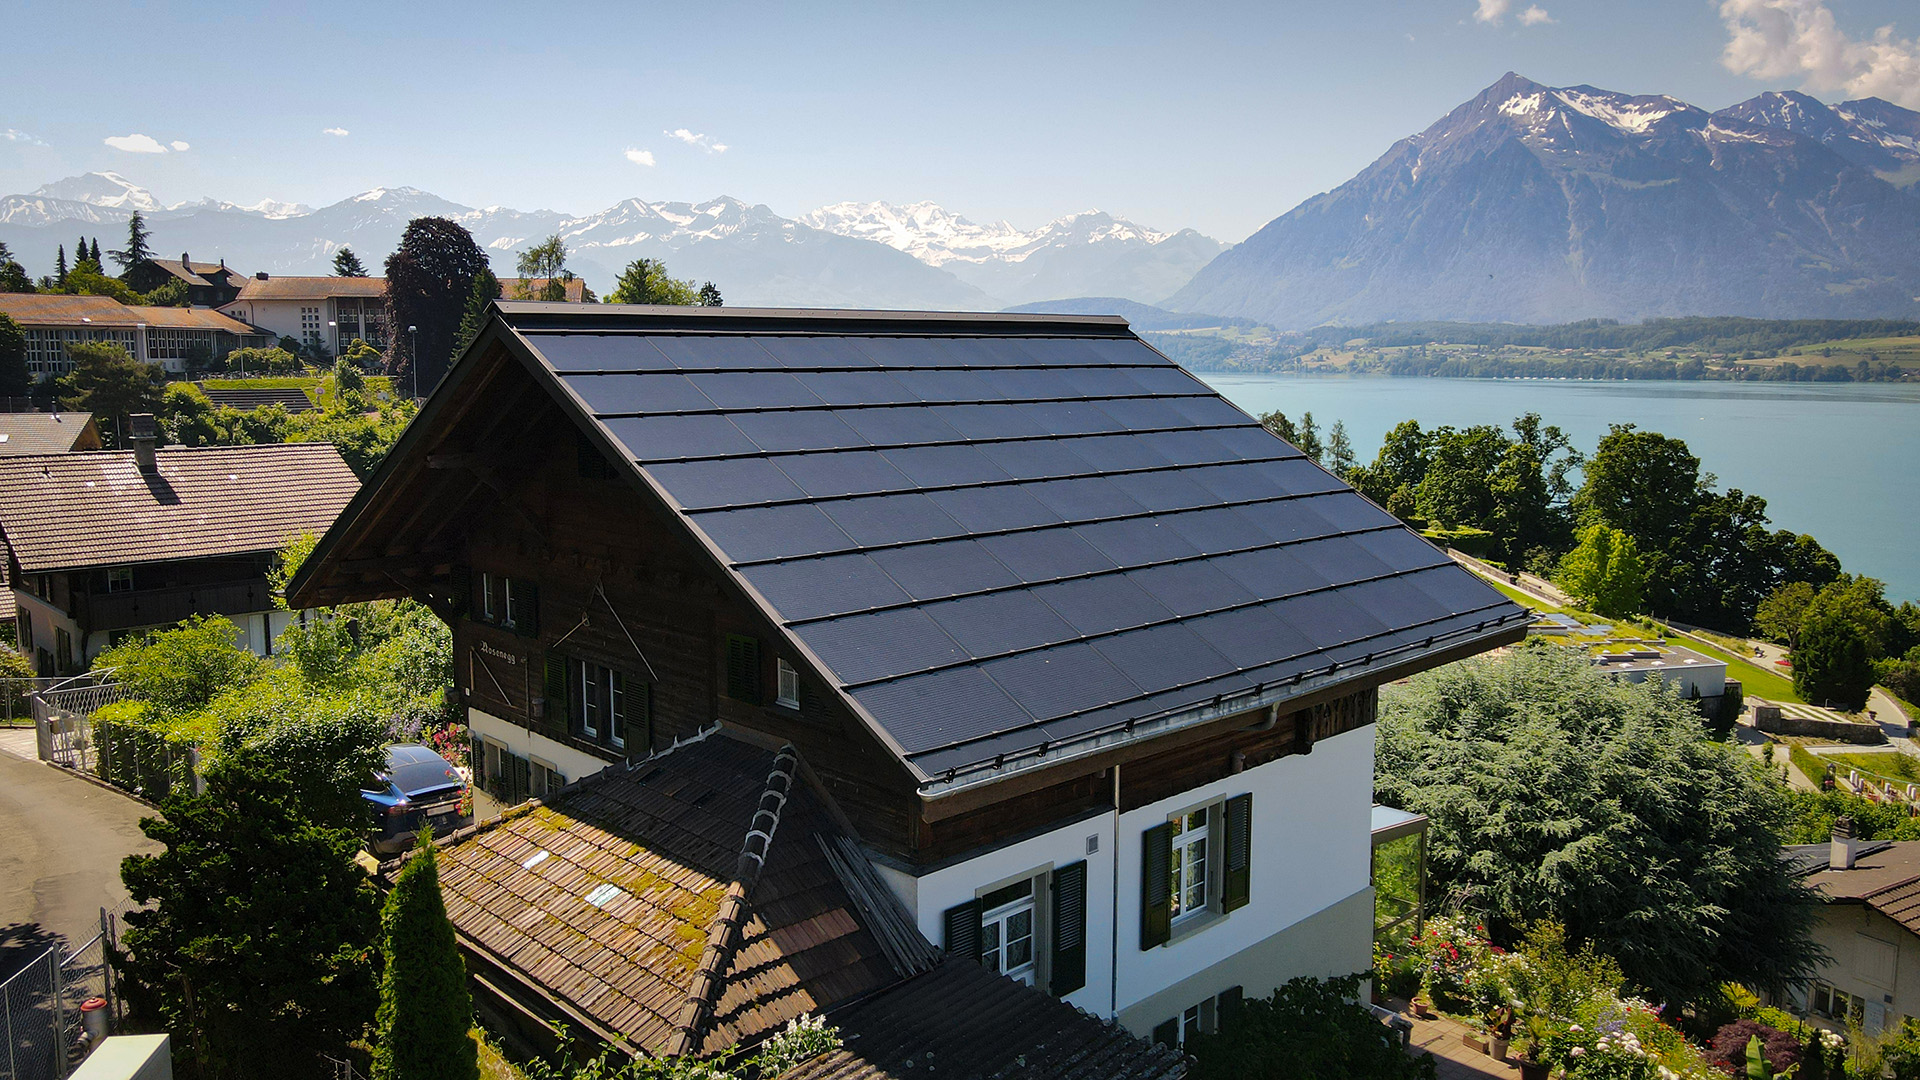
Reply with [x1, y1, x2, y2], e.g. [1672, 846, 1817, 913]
[777, 959, 1187, 1080]
[498, 277, 590, 302]
[144, 259, 239, 287]
[133, 306, 259, 333]
[0, 294, 143, 327]
[0, 443, 360, 573]
[1865, 878, 1920, 936]
[1806, 842, 1920, 936]
[435, 734, 913, 1058]
[230, 276, 386, 301]
[0, 413, 99, 456]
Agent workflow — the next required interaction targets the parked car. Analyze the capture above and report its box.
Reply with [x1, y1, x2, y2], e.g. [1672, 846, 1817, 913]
[363, 743, 470, 855]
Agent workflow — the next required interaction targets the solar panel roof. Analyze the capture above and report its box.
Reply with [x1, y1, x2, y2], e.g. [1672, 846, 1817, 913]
[511, 312, 1527, 784]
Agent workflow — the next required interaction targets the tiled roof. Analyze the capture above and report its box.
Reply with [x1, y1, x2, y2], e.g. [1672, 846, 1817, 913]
[0, 413, 97, 456]
[143, 259, 241, 286]
[508, 307, 1527, 783]
[0, 443, 360, 573]
[130, 306, 259, 333]
[1865, 878, 1920, 936]
[777, 958, 1187, 1080]
[498, 277, 591, 303]
[229, 276, 386, 301]
[434, 734, 913, 1058]
[0, 294, 143, 327]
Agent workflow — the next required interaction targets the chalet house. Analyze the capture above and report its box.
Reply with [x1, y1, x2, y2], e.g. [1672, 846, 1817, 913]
[124, 255, 252, 306]
[0, 421, 361, 675]
[0, 412, 102, 456]
[289, 303, 1527, 1048]
[497, 277, 594, 303]
[0, 294, 272, 377]
[1781, 829, 1920, 1036]
[219, 274, 388, 355]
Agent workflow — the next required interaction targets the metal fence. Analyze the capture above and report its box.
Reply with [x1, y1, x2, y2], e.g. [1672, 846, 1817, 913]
[0, 910, 124, 1080]
[26, 676, 124, 774]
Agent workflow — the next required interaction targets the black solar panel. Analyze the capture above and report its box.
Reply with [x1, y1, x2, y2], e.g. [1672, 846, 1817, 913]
[513, 318, 1526, 781]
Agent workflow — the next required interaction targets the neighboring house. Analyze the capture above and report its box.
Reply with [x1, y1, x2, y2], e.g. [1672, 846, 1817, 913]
[1785, 829, 1920, 1037]
[1592, 644, 1728, 701]
[496, 277, 593, 303]
[0, 412, 102, 456]
[289, 303, 1528, 1049]
[428, 731, 1187, 1078]
[0, 294, 271, 377]
[0, 423, 361, 675]
[123, 255, 252, 307]
[219, 274, 388, 354]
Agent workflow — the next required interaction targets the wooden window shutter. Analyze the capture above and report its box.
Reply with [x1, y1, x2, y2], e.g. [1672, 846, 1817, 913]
[543, 652, 569, 721]
[510, 753, 530, 805]
[1049, 860, 1088, 997]
[1151, 1018, 1178, 1048]
[448, 565, 471, 617]
[634, 679, 654, 752]
[943, 899, 982, 963]
[516, 581, 539, 637]
[1141, 821, 1173, 949]
[1216, 985, 1245, 1030]
[1223, 792, 1253, 913]
[725, 634, 762, 704]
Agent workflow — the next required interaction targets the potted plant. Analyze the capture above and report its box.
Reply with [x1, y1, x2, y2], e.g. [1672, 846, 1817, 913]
[1510, 1015, 1558, 1080]
[1486, 1002, 1515, 1061]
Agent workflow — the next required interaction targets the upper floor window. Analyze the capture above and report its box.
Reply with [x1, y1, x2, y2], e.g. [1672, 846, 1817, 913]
[776, 659, 800, 709]
[1142, 793, 1252, 950]
[477, 573, 538, 636]
[979, 879, 1036, 986]
[1170, 808, 1210, 925]
[943, 860, 1087, 999]
[545, 650, 651, 756]
[107, 567, 133, 593]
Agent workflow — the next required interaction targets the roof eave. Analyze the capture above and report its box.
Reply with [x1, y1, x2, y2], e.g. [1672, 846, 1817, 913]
[495, 300, 1131, 337]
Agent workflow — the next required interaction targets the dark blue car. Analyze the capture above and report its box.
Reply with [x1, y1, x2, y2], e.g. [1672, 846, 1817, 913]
[362, 743, 470, 855]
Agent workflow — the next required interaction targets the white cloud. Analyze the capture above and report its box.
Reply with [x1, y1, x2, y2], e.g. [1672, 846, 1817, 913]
[323, 127, 349, 137]
[169, 140, 190, 151]
[1720, 0, 1920, 108]
[665, 128, 729, 153]
[1474, 0, 1511, 24]
[2, 128, 46, 146]
[623, 147, 657, 167]
[1519, 5, 1555, 25]
[104, 133, 170, 154]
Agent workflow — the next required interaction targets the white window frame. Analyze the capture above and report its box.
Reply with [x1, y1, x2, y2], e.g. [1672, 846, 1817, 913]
[609, 670, 627, 749]
[480, 572, 496, 621]
[979, 877, 1037, 987]
[106, 567, 133, 593]
[776, 659, 800, 709]
[502, 578, 521, 629]
[1170, 806, 1212, 925]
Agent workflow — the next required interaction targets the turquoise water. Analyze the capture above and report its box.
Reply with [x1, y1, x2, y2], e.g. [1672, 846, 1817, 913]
[1197, 374, 1920, 604]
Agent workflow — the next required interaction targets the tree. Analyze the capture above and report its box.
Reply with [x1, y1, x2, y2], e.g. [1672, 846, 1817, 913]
[94, 616, 268, 719]
[110, 211, 154, 272]
[514, 235, 572, 301]
[383, 217, 490, 394]
[1374, 646, 1823, 1011]
[1348, 419, 1429, 518]
[333, 248, 369, 277]
[1555, 523, 1647, 617]
[0, 258, 31, 293]
[453, 268, 500, 358]
[1793, 605, 1875, 711]
[0, 313, 27, 397]
[372, 833, 477, 1080]
[1257, 410, 1322, 461]
[697, 281, 723, 307]
[608, 258, 703, 305]
[1323, 420, 1356, 476]
[90, 238, 103, 264]
[1574, 424, 1704, 552]
[117, 749, 382, 1080]
[55, 244, 68, 287]
[64, 341, 164, 445]
[1185, 974, 1435, 1080]
[1755, 581, 1816, 646]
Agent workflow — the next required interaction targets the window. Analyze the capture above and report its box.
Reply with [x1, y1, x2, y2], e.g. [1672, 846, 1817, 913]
[17, 614, 31, 655]
[476, 574, 538, 636]
[54, 628, 73, 675]
[776, 659, 800, 709]
[480, 572, 495, 621]
[562, 654, 650, 754]
[530, 759, 564, 800]
[1153, 988, 1241, 1048]
[1170, 808, 1210, 924]
[979, 879, 1036, 986]
[1812, 983, 1864, 1025]
[107, 567, 133, 593]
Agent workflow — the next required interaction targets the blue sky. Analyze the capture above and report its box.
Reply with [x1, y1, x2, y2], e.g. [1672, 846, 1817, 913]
[5, 0, 1918, 241]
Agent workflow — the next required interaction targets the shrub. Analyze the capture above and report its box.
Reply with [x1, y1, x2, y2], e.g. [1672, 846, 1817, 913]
[1709, 1020, 1799, 1074]
[373, 832, 476, 1080]
[1185, 973, 1438, 1080]
[95, 616, 266, 718]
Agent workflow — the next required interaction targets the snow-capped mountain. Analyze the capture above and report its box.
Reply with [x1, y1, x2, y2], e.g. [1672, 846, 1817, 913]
[32, 171, 163, 212]
[167, 196, 314, 219]
[801, 201, 1223, 306]
[1171, 72, 1920, 327]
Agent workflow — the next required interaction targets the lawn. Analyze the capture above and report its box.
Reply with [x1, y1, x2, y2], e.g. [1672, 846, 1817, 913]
[199, 376, 322, 390]
[1823, 750, 1920, 784]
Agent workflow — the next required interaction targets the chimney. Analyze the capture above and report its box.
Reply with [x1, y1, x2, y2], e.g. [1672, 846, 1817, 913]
[1831, 815, 1862, 871]
[128, 413, 158, 475]
[181, 252, 190, 269]
[255, 272, 269, 281]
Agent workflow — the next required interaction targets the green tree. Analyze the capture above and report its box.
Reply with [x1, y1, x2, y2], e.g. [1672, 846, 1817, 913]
[333, 357, 367, 397]
[109, 211, 154, 272]
[1374, 645, 1823, 1012]
[383, 217, 490, 394]
[1184, 974, 1435, 1080]
[696, 281, 723, 307]
[1555, 523, 1647, 617]
[63, 341, 164, 445]
[1574, 424, 1703, 552]
[453, 268, 500, 358]
[513, 235, 573, 301]
[1323, 420, 1356, 476]
[0, 312, 28, 397]
[373, 832, 477, 1080]
[607, 258, 702, 305]
[54, 244, 68, 287]
[1793, 605, 1875, 711]
[1414, 424, 1506, 527]
[90, 238, 103, 264]
[333, 248, 369, 277]
[339, 337, 384, 374]
[65, 262, 142, 302]
[1755, 581, 1816, 646]
[117, 749, 382, 1080]
[1348, 419, 1430, 518]
[94, 616, 267, 719]
[0, 258, 32, 293]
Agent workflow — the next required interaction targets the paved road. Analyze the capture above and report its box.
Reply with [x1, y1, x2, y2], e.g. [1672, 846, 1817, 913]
[0, 749, 161, 979]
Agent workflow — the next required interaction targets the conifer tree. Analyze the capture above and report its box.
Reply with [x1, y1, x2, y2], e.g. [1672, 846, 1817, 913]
[55, 245, 68, 287]
[90, 238, 103, 264]
[453, 268, 499, 359]
[110, 211, 153, 271]
[333, 248, 369, 277]
[372, 830, 477, 1080]
[75, 235, 87, 267]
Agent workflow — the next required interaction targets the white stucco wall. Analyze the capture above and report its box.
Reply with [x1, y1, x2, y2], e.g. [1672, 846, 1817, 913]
[468, 707, 619, 787]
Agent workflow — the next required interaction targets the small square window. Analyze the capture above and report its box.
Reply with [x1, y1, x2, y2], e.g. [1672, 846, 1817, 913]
[107, 567, 133, 593]
[776, 659, 800, 709]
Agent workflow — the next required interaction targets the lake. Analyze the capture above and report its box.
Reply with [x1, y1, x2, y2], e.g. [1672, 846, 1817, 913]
[1197, 374, 1920, 604]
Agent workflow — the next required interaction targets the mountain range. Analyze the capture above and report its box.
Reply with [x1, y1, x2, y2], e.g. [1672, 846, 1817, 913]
[1170, 74, 1920, 327]
[0, 175, 1216, 310]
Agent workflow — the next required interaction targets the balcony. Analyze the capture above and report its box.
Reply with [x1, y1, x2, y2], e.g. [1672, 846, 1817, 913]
[80, 577, 274, 632]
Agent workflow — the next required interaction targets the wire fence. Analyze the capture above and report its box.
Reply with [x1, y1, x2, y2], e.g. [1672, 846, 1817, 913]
[0, 908, 126, 1080]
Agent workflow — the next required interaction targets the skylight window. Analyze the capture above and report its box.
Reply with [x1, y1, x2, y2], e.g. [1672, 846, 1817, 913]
[523, 850, 550, 870]
[585, 883, 627, 908]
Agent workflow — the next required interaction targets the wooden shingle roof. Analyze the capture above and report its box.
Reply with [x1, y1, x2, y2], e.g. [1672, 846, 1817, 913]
[0, 443, 360, 573]
[434, 734, 922, 1058]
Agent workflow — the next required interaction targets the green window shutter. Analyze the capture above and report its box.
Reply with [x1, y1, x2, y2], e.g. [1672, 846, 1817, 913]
[516, 581, 539, 637]
[725, 634, 761, 704]
[1216, 985, 1245, 1031]
[510, 753, 530, 805]
[469, 733, 485, 786]
[634, 680, 653, 752]
[1049, 860, 1088, 997]
[1223, 792, 1253, 913]
[544, 651, 569, 722]
[1151, 1018, 1178, 1048]
[943, 899, 983, 963]
[1141, 821, 1173, 950]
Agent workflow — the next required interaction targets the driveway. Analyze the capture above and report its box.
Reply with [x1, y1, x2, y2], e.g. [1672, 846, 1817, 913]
[0, 746, 161, 979]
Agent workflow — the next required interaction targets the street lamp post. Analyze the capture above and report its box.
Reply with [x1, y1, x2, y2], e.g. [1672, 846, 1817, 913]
[408, 325, 419, 400]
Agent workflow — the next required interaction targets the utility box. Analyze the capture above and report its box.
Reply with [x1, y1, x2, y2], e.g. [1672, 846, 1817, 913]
[70, 1034, 171, 1080]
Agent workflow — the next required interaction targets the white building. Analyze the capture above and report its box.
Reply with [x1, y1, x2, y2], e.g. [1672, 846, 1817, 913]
[220, 274, 388, 356]
[0, 294, 270, 377]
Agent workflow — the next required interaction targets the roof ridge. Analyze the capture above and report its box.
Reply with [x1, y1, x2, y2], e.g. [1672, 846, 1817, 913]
[665, 742, 800, 1058]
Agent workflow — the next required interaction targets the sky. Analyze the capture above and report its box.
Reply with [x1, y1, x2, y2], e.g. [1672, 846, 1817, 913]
[5, 0, 1919, 242]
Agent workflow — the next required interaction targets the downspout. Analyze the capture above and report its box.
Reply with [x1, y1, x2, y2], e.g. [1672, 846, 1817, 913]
[1110, 762, 1121, 1019]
